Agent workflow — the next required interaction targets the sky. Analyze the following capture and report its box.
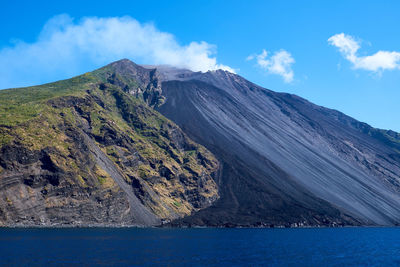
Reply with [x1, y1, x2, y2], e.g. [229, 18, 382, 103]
[1, 0, 399, 131]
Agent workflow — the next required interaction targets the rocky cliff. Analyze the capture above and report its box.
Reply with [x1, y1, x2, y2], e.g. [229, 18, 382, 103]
[2, 59, 400, 227]
[0, 60, 219, 226]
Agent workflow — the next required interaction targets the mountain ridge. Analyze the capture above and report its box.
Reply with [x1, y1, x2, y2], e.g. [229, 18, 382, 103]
[1, 58, 400, 227]
[0, 60, 220, 226]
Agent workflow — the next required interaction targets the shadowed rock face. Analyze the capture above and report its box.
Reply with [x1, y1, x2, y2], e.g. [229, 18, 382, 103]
[154, 67, 400, 226]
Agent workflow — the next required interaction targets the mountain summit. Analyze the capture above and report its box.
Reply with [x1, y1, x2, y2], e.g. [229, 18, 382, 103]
[0, 59, 219, 226]
[1, 59, 400, 227]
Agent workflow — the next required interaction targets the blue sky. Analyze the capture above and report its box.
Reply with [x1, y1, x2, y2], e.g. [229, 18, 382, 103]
[1, 0, 399, 131]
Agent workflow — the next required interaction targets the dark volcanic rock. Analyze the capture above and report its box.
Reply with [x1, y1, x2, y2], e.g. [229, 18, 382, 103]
[154, 68, 400, 226]
[2, 59, 400, 227]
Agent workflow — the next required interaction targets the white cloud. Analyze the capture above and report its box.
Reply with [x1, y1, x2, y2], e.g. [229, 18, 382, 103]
[0, 14, 234, 89]
[247, 49, 295, 83]
[328, 33, 400, 72]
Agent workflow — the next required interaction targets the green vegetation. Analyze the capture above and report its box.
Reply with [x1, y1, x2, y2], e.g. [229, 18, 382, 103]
[0, 74, 95, 126]
[0, 61, 219, 220]
[173, 201, 182, 207]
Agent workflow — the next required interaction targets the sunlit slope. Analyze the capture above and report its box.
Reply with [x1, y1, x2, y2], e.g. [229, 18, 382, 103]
[0, 60, 219, 226]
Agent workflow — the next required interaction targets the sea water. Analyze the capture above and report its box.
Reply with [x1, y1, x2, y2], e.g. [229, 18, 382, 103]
[0, 227, 399, 266]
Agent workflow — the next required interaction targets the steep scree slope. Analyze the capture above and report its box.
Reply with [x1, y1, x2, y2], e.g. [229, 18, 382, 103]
[155, 68, 400, 226]
[2, 59, 400, 227]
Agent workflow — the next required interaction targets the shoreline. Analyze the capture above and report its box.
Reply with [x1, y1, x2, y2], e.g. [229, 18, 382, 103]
[0, 224, 387, 229]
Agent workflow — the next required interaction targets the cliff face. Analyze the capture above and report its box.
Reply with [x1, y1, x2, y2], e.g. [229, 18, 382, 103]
[0, 60, 219, 226]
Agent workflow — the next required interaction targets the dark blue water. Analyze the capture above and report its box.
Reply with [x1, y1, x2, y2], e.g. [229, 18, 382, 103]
[0, 227, 399, 266]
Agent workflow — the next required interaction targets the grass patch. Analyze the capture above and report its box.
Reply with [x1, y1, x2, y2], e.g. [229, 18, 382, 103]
[0, 73, 96, 126]
[173, 201, 182, 207]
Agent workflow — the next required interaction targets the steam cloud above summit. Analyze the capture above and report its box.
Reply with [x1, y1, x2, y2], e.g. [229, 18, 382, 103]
[0, 14, 234, 89]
